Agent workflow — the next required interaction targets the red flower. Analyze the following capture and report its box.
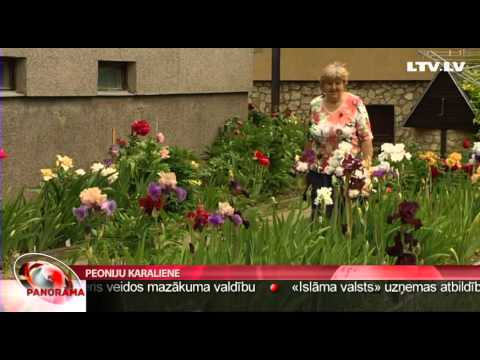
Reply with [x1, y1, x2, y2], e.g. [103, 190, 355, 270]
[0, 148, 7, 160]
[463, 139, 472, 149]
[116, 138, 128, 147]
[186, 205, 211, 231]
[139, 195, 164, 215]
[271, 112, 279, 118]
[254, 150, 270, 167]
[254, 150, 266, 159]
[385, 186, 393, 193]
[430, 166, 441, 179]
[131, 120, 151, 136]
[463, 163, 474, 176]
[258, 157, 270, 167]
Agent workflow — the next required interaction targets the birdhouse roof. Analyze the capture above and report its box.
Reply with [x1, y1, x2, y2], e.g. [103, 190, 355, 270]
[403, 71, 476, 131]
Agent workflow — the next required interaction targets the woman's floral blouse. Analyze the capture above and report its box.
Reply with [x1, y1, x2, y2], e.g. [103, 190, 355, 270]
[308, 92, 373, 173]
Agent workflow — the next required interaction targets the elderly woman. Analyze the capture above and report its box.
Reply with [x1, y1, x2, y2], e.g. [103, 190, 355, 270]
[306, 62, 373, 220]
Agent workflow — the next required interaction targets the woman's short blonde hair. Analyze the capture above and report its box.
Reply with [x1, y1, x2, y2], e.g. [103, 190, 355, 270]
[320, 62, 349, 87]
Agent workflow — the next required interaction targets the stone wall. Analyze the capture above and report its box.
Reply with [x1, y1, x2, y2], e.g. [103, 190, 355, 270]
[249, 81, 474, 154]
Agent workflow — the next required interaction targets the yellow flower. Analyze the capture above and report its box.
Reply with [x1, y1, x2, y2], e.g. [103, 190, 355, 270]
[228, 169, 234, 179]
[445, 158, 455, 167]
[40, 168, 57, 181]
[91, 162, 105, 172]
[191, 161, 200, 169]
[75, 169, 86, 176]
[79, 187, 107, 207]
[445, 152, 462, 168]
[101, 166, 118, 183]
[56, 155, 74, 171]
[188, 179, 202, 186]
[419, 151, 439, 166]
[449, 152, 462, 162]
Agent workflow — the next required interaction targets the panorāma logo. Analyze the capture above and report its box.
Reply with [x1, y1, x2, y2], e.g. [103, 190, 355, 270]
[13, 253, 85, 304]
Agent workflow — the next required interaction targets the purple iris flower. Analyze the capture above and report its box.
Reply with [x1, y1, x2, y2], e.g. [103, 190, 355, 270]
[302, 149, 316, 164]
[103, 159, 113, 167]
[398, 201, 419, 222]
[101, 200, 117, 216]
[208, 214, 225, 226]
[349, 177, 365, 191]
[148, 182, 163, 202]
[73, 205, 89, 222]
[231, 214, 243, 226]
[229, 180, 250, 198]
[372, 169, 387, 177]
[175, 186, 187, 202]
[342, 155, 362, 173]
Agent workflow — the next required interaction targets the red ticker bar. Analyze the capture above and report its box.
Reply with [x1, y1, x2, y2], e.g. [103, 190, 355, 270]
[71, 265, 480, 281]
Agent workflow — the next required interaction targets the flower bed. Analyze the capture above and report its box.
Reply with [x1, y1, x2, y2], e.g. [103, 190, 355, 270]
[2, 110, 480, 268]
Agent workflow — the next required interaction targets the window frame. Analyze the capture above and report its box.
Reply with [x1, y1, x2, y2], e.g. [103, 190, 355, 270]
[97, 61, 129, 92]
[0, 57, 16, 91]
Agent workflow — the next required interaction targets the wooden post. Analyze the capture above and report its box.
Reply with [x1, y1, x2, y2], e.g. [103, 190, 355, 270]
[438, 97, 447, 158]
[271, 48, 281, 114]
[112, 128, 116, 145]
[441, 129, 447, 158]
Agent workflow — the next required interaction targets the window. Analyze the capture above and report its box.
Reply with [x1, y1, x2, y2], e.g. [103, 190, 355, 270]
[98, 60, 139, 93]
[98, 61, 136, 93]
[0, 58, 15, 91]
[98, 61, 127, 91]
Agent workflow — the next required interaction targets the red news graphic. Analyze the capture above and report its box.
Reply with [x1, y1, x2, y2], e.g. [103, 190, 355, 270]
[14, 254, 85, 305]
[71, 265, 480, 281]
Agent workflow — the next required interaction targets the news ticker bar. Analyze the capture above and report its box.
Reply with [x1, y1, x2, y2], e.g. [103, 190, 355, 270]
[70, 265, 480, 281]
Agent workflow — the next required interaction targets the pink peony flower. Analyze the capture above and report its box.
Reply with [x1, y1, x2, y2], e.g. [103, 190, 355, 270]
[156, 132, 166, 144]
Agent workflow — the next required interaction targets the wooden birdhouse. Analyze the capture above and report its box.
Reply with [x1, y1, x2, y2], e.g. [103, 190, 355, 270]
[404, 71, 476, 157]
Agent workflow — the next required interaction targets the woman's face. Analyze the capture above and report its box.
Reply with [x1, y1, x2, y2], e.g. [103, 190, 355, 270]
[322, 78, 345, 103]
